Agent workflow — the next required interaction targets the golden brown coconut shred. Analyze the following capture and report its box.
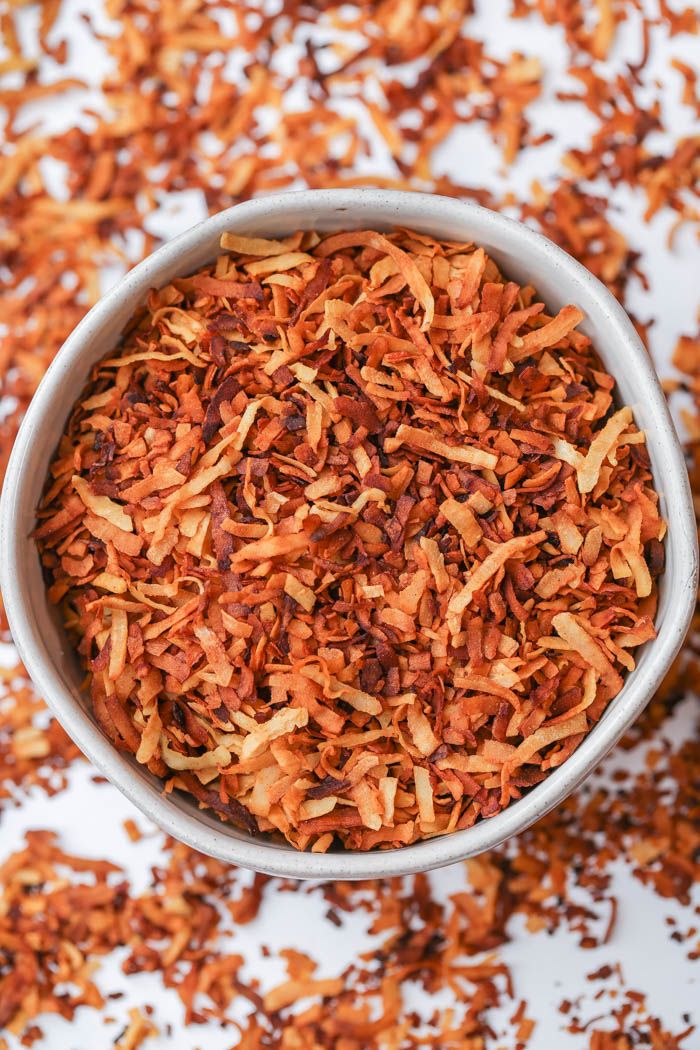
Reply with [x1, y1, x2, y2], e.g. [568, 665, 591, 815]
[36, 228, 664, 852]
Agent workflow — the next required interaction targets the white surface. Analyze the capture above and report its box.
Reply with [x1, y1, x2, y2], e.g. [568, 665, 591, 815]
[1, 0, 698, 1045]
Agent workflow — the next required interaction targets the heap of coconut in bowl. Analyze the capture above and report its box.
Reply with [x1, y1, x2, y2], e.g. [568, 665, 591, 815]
[35, 223, 667, 855]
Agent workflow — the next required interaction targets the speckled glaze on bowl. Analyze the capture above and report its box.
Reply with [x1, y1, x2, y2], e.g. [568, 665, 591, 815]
[1, 189, 696, 879]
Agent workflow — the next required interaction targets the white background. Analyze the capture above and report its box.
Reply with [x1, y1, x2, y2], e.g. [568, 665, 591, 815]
[1, 0, 698, 1046]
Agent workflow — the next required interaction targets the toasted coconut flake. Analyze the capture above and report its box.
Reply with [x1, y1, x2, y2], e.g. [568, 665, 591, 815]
[452, 674, 521, 705]
[231, 532, 310, 566]
[263, 977, 344, 1013]
[379, 776, 398, 825]
[407, 702, 441, 757]
[115, 1008, 159, 1050]
[193, 623, 233, 688]
[72, 476, 133, 532]
[240, 708, 309, 762]
[353, 779, 383, 831]
[108, 609, 128, 681]
[441, 496, 483, 548]
[414, 765, 435, 827]
[551, 612, 622, 693]
[578, 407, 633, 494]
[553, 511, 584, 554]
[420, 536, 451, 593]
[510, 305, 585, 361]
[220, 232, 300, 256]
[535, 563, 585, 599]
[387, 423, 498, 469]
[161, 741, 231, 771]
[284, 573, 316, 612]
[299, 666, 382, 717]
[507, 711, 589, 769]
[447, 531, 547, 634]
[135, 705, 162, 765]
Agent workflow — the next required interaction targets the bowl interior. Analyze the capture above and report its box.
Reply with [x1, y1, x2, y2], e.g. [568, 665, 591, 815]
[4, 190, 696, 878]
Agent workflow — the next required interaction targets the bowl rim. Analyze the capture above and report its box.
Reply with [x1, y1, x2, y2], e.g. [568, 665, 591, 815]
[1, 187, 697, 880]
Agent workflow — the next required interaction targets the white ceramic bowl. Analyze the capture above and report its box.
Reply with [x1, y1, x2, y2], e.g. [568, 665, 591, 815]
[1, 189, 696, 879]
